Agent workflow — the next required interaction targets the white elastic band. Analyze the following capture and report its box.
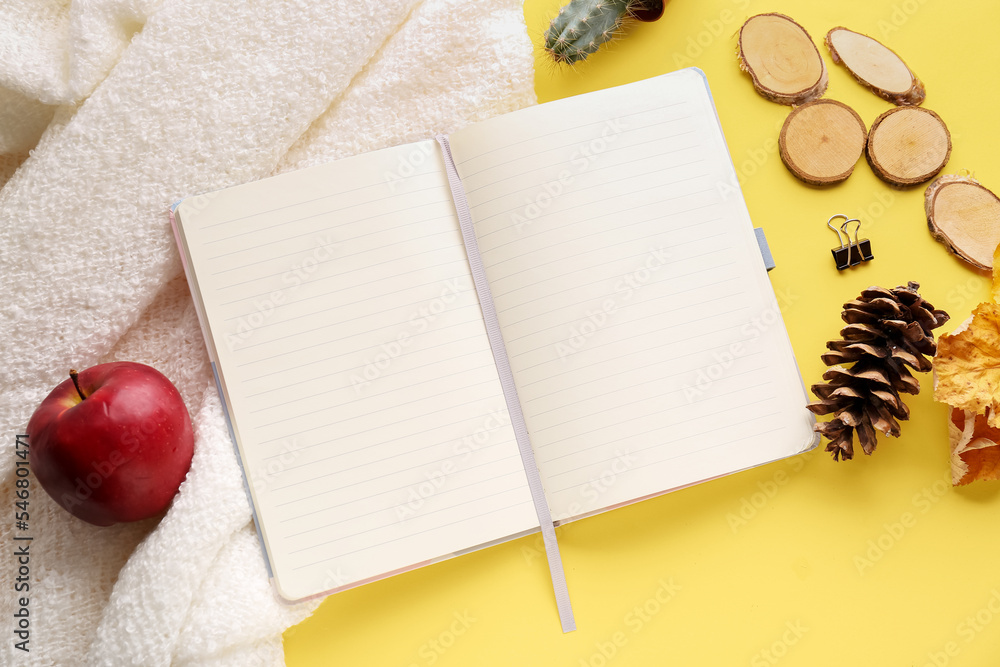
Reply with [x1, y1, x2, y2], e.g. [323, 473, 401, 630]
[435, 135, 576, 633]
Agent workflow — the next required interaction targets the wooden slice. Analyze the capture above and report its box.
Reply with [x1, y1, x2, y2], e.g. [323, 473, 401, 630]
[825, 27, 925, 106]
[738, 13, 828, 105]
[866, 107, 951, 186]
[778, 99, 867, 185]
[925, 175, 1000, 270]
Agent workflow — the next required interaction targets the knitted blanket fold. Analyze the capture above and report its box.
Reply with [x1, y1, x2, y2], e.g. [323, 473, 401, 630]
[0, 1, 535, 664]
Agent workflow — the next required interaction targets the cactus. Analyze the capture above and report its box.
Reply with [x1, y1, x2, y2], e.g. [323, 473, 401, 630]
[544, 0, 662, 65]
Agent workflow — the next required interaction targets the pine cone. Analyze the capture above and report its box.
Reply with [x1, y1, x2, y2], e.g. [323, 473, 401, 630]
[808, 282, 949, 461]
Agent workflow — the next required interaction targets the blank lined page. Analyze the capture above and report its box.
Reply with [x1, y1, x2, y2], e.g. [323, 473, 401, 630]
[174, 140, 537, 601]
[447, 70, 816, 522]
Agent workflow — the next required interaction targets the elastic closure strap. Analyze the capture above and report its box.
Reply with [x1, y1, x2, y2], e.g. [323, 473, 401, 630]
[435, 135, 576, 633]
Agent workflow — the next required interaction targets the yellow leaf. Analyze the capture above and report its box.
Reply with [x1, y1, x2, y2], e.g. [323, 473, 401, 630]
[949, 408, 1000, 485]
[933, 302, 1000, 428]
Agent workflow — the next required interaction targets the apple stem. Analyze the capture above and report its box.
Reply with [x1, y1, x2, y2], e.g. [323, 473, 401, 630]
[69, 369, 87, 401]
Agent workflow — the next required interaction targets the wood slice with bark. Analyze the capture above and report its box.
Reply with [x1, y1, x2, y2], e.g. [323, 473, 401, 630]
[778, 99, 867, 185]
[866, 107, 951, 186]
[738, 13, 828, 105]
[925, 175, 1000, 270]
[825, 27, 925, 106]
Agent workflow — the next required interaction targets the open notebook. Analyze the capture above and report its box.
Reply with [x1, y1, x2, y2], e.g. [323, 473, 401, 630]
[171, 68, 817, 630]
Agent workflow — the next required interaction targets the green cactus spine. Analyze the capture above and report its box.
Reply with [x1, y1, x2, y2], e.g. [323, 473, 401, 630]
[544, 0, 633, 64]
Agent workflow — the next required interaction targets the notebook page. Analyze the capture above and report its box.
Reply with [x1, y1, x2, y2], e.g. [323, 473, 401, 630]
[173, 141, 538, 601]
[447, 70, 816, 522]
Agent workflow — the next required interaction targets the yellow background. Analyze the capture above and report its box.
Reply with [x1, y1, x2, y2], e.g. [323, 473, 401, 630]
[285, 1, 1000, 664]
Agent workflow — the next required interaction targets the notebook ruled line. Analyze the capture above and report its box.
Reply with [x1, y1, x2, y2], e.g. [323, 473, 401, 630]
[280, 467, 521, 522]
[491, 245, 719, 301]
[216, 231, 462, 290]
[222, 272, 470, 324]
[540, 394, 779, 454]
[264, 409, 504, 466]
[536, 380, 772, 435]
[546, 424, 787, 491]
[507, 293, 743, 346]
[235, 302, 482, 358]
[518, 327, 751, 389]
[463, 134, 699, 197]
[274, 432, 514, 480]
[466, 143, 702, 206]
[288, 487, 530, 555]
[530, 363, 767, 420]
[502, 275, 741, 330]
[219, 255, 470, 307]
[459, 114, 694, 180]
[269, 414, 513, 495]
[291, 500, 534, 570]
[253, 383, 499, 443]
[254, 377, 499, 430]
[479, 186, 715, 257]
[498, 260, 736, 320]
[473, 162, 710, 234]
[234, 290, 477, 353]
[200, 170, 444, 230]
[454, 100, 689, 167]
[202, 184, 450, 240]
[283, 455, 525, 538]
[243, 345, 490, 400]
[244, 331, 491, 385]
[208, 210, 456, 268]
[272, 444, 519, 496]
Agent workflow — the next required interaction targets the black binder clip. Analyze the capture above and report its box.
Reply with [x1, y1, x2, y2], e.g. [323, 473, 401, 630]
[828, 214, 874, 270]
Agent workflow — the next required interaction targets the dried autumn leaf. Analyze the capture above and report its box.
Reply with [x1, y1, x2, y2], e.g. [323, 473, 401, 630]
[932, 242, 1000, 485]
[934, 303, 1000, 428]
[949, 408, 1000, 485]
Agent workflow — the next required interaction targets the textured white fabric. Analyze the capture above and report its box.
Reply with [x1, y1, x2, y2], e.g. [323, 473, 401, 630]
[0, 0, 536, 664]
[0, 88, 56, 154]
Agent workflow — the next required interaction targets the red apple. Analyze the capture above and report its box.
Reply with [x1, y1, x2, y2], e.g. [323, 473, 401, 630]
[26, 362, 194, 526]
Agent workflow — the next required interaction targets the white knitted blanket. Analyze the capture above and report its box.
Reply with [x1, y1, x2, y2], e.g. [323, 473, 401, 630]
[0, 1, 535, 664]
